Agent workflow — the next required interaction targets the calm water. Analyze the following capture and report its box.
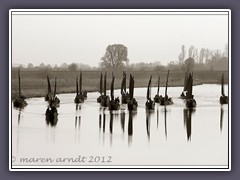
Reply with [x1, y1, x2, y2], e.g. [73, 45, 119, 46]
[12, 84, 229, 167]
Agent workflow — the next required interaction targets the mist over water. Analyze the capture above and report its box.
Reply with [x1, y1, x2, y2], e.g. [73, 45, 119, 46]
[12, 84, 228, 166]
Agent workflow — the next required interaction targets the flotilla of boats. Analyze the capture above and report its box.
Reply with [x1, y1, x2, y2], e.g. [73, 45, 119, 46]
[13, 69, 229, 114]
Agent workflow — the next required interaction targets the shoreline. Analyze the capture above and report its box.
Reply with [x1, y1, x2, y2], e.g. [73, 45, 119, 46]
[11, 81, 225, 100]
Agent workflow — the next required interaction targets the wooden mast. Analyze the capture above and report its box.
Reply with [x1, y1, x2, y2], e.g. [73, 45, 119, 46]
[165, 70, 169, 96]
[100, 72, 103, 95]
[18, 68, 21, 97]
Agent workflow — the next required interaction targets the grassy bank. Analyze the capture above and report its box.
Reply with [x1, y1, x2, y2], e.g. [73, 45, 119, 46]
[11, 69, 228, 99]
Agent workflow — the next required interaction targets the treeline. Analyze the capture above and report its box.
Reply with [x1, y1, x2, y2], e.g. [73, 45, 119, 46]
[14, 44, 228, 72]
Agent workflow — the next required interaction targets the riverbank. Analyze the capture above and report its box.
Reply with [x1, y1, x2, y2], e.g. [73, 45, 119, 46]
[11, 70, 228, 99]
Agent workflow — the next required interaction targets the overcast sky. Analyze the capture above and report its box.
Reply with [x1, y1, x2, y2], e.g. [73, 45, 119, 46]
[11, 11, 229, 67]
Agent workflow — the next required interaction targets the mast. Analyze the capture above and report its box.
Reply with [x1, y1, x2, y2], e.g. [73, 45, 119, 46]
[100, 72, 103, 95]
[121, 71, 126, 95]
[129, 74, 134, 99]
[188, 74, 193, 98]
[165, 70, 169, 96]
[157, 76, 160, 95]
[104, 72, 107, 96]
[147, 76, 152, 100]
[79, 71, 82, 93]
[18, 68, 21, 97]
[76, 76, 79, 95]
[110, 74, 115, 101]
[54, 78, 57, 97]
[47, 75, 51, 94]
[221, 74, 225, 96]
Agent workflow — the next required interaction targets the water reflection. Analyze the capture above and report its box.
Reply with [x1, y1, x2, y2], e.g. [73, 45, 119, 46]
[164, 107, 167, 139]
[183, 108, 195, 141]
[220, 106, 224, 131]
[75, 104, 81, 143]
[146, 110, 152, 140]
[120, 110, 126, 133]
[128, 111, 133, 146]
[45, 107, 58, 127]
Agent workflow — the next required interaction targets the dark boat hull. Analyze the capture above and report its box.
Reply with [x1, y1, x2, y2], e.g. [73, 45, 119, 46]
[108, 99, 120, 110]
[186, 98, 197, 108]
[127, 98, 138, 111]
[160, 98, 173, 106]
[145, 100, 155, 110]
[220, 95, 228, 104]
[74, 94, 85, 103]
[13, 98, 27, 108]
[154, 94, 163, 103]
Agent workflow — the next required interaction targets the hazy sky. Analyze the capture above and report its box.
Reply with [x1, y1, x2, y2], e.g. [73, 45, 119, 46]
[11, 11, 229, 67]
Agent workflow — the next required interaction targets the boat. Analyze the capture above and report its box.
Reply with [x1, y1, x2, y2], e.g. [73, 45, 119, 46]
[74, 72, 85, 103]
[160, 70, 173, 105]
[154, 76, 163, 103]
[100, 72, 110, 107]
[51, 77, 60, 106]
[108, 73, 120, 110]
[121, 71, 129, 104]
[127, 74, 138, 111]
[219, 74, 228, 104]
[180, 71, 190, 99]
[185, 73, 197, 108]
[13, 68, 27, 108]
[145, 75, 155, 110]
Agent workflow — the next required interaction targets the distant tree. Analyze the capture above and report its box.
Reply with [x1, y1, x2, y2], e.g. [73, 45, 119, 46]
[60, 63, 68, 69]
[178, 45, 186, 65]
[101, 44, 129, 70]
[39, 63, 46, 68]
[68, 63, 78, 71]
[27, 63, 34, 69]
[188, 45, 198, 61]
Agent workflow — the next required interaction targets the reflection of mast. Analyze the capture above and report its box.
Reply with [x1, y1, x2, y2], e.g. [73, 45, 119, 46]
[220, 106, 224, 131]
[120, 111, 125, 132]
[128, 111, 133, 146]
[109, 112, 113, 134]
[146, 111, 151, 140]
[157, 108, 159, 128]
[164, 107, 167, 139]
[183, 108, 193, 141]
[103, 112, 106, 133]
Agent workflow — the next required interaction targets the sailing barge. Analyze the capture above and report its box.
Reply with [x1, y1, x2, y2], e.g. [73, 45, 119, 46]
[127, 74, 138, 111]
[13, 68, 27, 108]
[145, 75, 155, 110]
[121, 71, 129, 104]
[74, 71, 85, 103]
[219, 74, 228, 104]
[160, 70, 173, 106]
[108, 73, 120, 110]
[154, 76, 163, 103]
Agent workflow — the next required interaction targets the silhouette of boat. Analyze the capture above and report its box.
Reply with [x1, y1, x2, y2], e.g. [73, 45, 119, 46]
[180, 71, 190, 99]
[97, 72, 103, 103]
[13, 68, 27, 108]
[185, 73, 197, 108]
[100, 72, 110, 107]
[121, 71, 129, 104]
[74, 71, 85, 103]
[145, 75, 155, 110]
[154, 76, 163, 103]
[108, 73, 120, 110]
[219, 74, 228, 104]
[160, 70, 173, 105]
[127, 74, 138, 111]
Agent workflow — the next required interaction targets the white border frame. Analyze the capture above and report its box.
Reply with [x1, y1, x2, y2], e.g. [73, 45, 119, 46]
[9, 9, 231, 171]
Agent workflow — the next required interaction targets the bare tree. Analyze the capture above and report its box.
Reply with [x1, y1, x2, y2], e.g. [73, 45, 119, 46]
[101, 44, 129, 70]
[178, 45, 186, 65]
